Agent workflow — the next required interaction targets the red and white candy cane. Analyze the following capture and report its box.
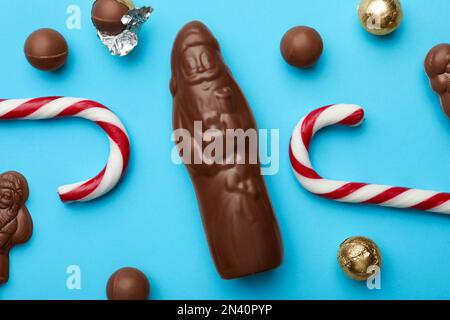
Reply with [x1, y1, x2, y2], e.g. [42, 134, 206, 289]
[0, 97, 130, 203]
[290, 104, 450, 214]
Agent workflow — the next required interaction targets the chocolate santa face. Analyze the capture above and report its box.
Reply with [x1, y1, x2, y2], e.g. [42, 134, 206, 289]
[170, 21, 283, 279]
[0, 171, 33, 284]
[181, 45, 222, 85]
[424, 43, 450, 117]
[171, 22, 225, 98]
[0, 188, 15, 209]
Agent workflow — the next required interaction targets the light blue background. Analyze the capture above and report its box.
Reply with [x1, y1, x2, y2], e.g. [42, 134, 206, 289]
[0, 0, 449, 300]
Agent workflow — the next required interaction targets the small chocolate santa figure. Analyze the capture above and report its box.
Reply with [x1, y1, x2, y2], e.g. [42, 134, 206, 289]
[425, 44, 450, 117]
[0, 172, 33, 284]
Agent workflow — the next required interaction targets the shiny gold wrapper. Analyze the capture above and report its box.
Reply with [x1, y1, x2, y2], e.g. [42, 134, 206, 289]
[337, 236, 382, 281]
[358, 0, 403, 36]
[117, 0, 135, 9]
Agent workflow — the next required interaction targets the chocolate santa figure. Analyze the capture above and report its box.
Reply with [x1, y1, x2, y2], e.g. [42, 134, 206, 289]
[170, 21, 283, 279]
[425, 43, 450, 117]
[0, 171, 33, 284]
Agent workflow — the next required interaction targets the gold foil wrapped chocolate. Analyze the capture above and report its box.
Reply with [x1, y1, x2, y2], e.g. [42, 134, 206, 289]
[358, 0, 403, 36]
[117, 0, 134, 9]
[337, 236, 382, 281]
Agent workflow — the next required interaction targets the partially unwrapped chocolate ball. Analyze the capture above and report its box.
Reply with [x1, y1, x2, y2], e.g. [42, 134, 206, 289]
[107, 267, 150, 300]
[280, 26, 323, 68]
[92, 0, 131, 35]
[337, 236, 382, 281]
[24, 29, 68, 71]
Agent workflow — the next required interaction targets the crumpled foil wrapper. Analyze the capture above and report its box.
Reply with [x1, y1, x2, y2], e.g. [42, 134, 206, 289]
[97, 6, 153, 56]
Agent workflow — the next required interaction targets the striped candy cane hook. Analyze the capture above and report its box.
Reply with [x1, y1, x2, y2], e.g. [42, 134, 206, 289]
[290, 104, 450, 214]
[0, 97, 130, 203]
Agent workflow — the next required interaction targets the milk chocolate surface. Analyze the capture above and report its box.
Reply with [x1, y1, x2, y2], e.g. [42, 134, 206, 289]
[424, 44, 450, 117]
[24, 29, 68, 71]
[107, 267, 150, 300]
[92, 0, 129, 35]
[170, 21, 283, 279]
[0, 172, 33, 284]
[280, 26, 323, 68]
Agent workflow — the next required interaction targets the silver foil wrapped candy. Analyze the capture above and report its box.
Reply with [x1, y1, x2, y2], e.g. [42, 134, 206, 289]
[95, 5, 153, 56]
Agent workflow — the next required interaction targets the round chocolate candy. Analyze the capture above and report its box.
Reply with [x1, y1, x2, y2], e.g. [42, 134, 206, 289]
[280, 26, 323, 68]
[24, 29, 68, 71]
[107, 267, 150, 300]
[337, 236, 382, 281]
[358, 0, 403, 36]
[92, 0, 130, 35]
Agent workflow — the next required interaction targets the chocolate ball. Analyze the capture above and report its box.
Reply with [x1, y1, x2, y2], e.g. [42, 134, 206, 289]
[280, 26, 323, 68]
[92, 0, 130, 35]
[337, 236, 382, 281]
[107, 267, 150, 300]
[24, 29, 68, 71]
[358, 0, 403, 36]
